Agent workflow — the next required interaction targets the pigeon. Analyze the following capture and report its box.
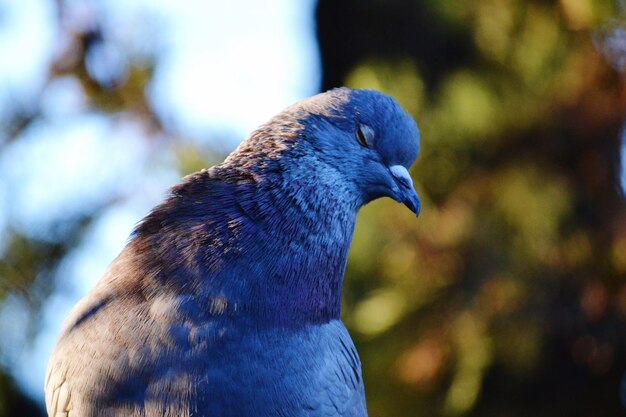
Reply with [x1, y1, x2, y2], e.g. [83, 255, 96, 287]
[45, 87, 420, 417]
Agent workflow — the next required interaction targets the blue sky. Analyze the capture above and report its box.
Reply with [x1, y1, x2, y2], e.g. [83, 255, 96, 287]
[0, 0, 318, 402]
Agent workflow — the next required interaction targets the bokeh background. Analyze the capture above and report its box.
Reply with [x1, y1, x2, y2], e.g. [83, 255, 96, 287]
[1, 0, 626, 416]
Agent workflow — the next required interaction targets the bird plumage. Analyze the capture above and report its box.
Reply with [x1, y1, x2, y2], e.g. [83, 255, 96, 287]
[45, 88, 420, 417]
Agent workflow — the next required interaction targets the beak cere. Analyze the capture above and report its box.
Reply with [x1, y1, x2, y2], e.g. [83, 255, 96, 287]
[389, 165, 421, 217]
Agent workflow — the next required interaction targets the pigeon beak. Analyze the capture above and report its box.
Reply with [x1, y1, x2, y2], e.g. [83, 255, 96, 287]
[389, 165, 420, 217]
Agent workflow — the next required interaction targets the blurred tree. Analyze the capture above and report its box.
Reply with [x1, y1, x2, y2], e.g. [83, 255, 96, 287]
[0, 372, 42, 417]
[0, 3, 174, 416]
[317, 0, 626, 416]
[1, 1, 626, 417]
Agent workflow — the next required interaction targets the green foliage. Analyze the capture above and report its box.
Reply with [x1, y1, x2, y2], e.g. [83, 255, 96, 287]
[0, 372, 43, 417]
[329, 0, 626, 415]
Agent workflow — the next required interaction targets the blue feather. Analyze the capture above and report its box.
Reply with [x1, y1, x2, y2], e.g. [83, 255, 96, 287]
[45, 88, 420, 417]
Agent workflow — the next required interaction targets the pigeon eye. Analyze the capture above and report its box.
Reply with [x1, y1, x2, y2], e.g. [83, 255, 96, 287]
[355, 123, 375, 148]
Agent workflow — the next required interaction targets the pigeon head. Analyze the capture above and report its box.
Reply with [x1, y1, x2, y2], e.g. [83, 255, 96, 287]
[277, 87, 421, 215]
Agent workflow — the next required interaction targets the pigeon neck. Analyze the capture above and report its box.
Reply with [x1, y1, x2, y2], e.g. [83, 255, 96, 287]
[244, 161, 359, 326]
[130, 156, 361, 328]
